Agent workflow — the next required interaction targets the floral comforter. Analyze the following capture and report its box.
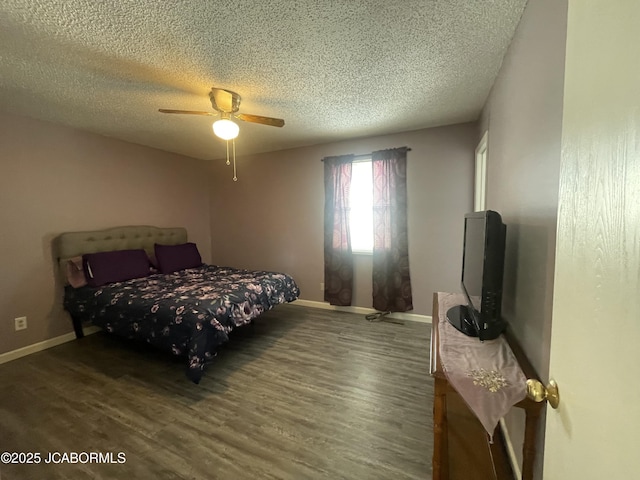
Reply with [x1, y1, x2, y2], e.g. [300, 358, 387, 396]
[64, 265, 300, 383]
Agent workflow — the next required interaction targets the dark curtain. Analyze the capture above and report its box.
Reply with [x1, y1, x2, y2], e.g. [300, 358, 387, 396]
[323, 155, 354, 306]
[372, 147, 413, 312]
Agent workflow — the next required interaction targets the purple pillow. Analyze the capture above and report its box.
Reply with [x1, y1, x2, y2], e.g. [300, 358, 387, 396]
[83, 249, 150, 287]
[154, 242, 202, 274]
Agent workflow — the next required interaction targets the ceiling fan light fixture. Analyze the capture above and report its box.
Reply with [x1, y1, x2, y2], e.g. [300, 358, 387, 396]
[212, 118, 239, 140]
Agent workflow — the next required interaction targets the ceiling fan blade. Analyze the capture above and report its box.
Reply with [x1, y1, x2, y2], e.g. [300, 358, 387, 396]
[158, 109, 215, 116]
[209, 88, 240, 113]
[236, 113, 285, 127]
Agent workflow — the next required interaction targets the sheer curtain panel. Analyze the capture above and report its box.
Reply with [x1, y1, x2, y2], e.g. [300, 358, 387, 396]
[372, 147, 413, 312]
[323, 155, 354, 306]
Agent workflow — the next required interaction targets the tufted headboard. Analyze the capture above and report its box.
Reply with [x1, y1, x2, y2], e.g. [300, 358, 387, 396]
[53, 225, 187, 284]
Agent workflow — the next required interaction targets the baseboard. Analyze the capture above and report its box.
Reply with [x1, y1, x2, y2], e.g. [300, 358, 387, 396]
[292, 299, 432, 324]
[499, 418, 522, 480]
[0, 326, 101, 366]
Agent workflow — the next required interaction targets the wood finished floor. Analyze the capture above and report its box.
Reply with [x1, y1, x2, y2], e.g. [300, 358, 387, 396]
[0, 305, 433, 480]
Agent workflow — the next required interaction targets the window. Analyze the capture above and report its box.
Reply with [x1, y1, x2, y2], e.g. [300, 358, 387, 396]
[323, 147, 412, 310]
[349, 158, 373, 253]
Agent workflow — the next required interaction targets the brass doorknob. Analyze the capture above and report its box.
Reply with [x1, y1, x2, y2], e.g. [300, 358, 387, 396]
[526, 379, 560, 409]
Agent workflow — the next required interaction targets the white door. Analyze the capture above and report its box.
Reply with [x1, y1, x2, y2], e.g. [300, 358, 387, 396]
[544, 1, 640, 478]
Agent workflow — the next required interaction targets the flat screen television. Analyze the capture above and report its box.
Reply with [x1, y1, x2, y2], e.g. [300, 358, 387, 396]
[446, 210, 507, 341]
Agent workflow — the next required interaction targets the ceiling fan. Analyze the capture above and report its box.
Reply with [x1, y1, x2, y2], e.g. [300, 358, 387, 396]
[159, 87, 284, 139]
[159, 87, 285, 181]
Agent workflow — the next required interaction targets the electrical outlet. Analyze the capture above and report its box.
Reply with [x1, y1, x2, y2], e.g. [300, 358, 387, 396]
[320, 282, 325, 291]
[14, 316, 27, 331]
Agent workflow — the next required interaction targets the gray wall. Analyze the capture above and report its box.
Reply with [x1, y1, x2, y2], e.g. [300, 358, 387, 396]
[0, 112, 211, 355]
[209, 123, 478, 316]
[478, 0, 568, 477]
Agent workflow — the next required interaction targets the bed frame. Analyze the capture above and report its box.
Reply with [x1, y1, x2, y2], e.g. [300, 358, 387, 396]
[53, 225, 187, 339]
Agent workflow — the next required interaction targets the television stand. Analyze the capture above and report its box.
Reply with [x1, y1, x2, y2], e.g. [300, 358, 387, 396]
[431, 292, 544, 480]
[445, 305, 478, 337]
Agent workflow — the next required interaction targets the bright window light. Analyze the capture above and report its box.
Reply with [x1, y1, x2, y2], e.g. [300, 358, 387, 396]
[350, 159, 373, 253]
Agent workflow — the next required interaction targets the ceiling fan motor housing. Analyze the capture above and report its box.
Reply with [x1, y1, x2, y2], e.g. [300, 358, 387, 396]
[209, 88, 241, 113]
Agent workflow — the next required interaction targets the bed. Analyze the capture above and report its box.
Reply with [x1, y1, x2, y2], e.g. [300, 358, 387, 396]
[54, 225, 300, 383]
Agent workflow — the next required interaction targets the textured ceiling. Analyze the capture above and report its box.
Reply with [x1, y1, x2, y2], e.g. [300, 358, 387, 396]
[0, 0, 527, 160]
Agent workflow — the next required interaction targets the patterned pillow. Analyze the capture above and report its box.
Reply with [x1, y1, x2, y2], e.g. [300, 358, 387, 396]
[83, 249, 150, 287]
[66, 256, 87, 288]
[154, 242, 202, 274]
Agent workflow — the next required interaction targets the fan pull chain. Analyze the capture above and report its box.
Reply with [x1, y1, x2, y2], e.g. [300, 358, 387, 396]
[232, 139, 237, 181]
[223, 140, 238, 181]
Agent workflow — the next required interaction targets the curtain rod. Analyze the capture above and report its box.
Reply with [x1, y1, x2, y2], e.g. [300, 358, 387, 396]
[321, 147, 412, 162]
